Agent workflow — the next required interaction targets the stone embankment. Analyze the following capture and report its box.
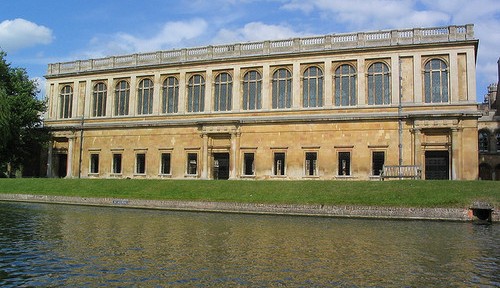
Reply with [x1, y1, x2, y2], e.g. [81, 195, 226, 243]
[0, 193, 497, 222]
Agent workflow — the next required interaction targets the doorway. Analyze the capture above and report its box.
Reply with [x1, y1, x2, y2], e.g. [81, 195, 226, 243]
[213, 153, 230, 180]
[425, 151, 449, 180]
[57, 154, 67, 178]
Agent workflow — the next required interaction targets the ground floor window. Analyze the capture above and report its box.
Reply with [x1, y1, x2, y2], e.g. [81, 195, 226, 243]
[160, 153, 171, 175]
[372, 151, 385, 176]
[274, 152, 286, 176]
[136, 153, 146, 174]
[187, 153, 198, 175]
[90, 154, 99, 174]
[243, 153, 255, 176]
[338, 152, 351, 176]
[305, 152, 317, 176]
[112, 153, 122, 174]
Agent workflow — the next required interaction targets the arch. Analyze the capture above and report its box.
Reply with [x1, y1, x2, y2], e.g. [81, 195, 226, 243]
[137, 78, 154, 115]
[424, 58, 448, 103]
[272, 68, 292, 109]
[303, 66, 324, 108]
[59, 85, 73, 119]
[114, 80, 130, 116]
[242, 70, 262, 110]
[334, 64, 356, 106]
[367, 62, 390, 105]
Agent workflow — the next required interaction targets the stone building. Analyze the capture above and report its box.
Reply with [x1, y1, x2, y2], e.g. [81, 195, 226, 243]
[44, 24, 480, 180]
[478, 58, 500, 180]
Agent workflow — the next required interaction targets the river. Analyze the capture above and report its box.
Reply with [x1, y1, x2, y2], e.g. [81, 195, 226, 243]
[0, 202, 498, 287]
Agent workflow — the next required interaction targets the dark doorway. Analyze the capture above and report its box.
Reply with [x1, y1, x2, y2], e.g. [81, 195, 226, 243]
[57, 154, 67, 178]
[425, 151, 449, 180]
[213, 153, 230, 180]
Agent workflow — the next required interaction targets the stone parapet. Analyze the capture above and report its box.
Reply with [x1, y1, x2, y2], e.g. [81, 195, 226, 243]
[46, 24, 475, 77]
[1, 193, 497, 222]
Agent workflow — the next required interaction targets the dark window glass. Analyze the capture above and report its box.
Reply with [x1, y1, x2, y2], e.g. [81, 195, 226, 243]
[305, 152, 317, 176]
[243, 71, 262, 110]
[424, 59, 448, 103]
[59, 85, 73, 118]
[274, 152, 286, 176]
[334, 64, 356, 106]
[338, 152, 351, 176]
[138, 79, 153, 115]
[162, 77, 179, 114]
[161, 153, 171, 174]
[367, 62, 390, 105]
[243, 153, 255, 175]
[372, 151, 385, 176]
[303, 67, 323, 108]
[187, 75, 205, 112]
[136, 153, 146, 174]
[115, 81, 130, 116]
[112, 154, 122, 174]
[90, 154, 99, 174]
[92, 82, 107, 117]
[187, 153, 198, 175]
[272, 69, 292, 109]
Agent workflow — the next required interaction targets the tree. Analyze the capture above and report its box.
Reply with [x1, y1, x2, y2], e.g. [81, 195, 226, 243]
[0, 51, 49, 177]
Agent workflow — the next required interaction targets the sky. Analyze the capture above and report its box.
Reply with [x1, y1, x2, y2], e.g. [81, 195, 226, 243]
[1, 0, 499, 102]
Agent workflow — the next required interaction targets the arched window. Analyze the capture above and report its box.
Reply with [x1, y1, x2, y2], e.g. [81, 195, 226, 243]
[335, 64, 356, 106]
[187, 75, 205, 112]
[214, 72, 232, 111]
[496, 130, 500, 152]
[242, 70, 262, 110]
[137, 79, 153, 115]
[162, 77, 178, 114]
[59, 85, 73, 118]
[272, 68, 292, 109]
[367, 62, 390, 105]
[114, 80, 130, 116]
[303, 66, 323, 108]
[92, 82, 107, 117]
[424, 59, 448, 103]
[479, 130, 490, 153]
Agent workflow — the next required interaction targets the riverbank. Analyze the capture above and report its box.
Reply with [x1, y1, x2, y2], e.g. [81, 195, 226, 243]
[0, 193, 498, 222]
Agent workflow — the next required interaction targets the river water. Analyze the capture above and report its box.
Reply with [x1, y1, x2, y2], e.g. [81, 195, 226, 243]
[0, 202, 498, 287]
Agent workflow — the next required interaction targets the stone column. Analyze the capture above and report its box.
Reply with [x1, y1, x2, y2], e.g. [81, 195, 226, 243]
[205, 70, 212, 113]
[106, 77, 114, 117]
[233, 67, 241, 112]
[129, 76, 137, 116]
[178, 71, 186, 113]
[153, 73, 161, 114]
[357, 57, 366, 105]
[413, 128, 421, 167]
[324, 60, 333, 108]
[201, 133, 209, 179]
[229, 132, 240, 179]
[262, 64, 270, 111]
[67, 136, 75, 178]
[292, 62, 300, 109]
[451, 128, 461, 180]
[413, 54, 422, 103]
[47, 140, 53, 178]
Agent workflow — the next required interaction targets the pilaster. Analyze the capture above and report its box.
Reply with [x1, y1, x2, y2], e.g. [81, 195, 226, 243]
[262, 64, 270, 111]
[357, 57, 366, 105]
[292, 62, 300, 109]
[449, 52, 459, 103]
[324, 60, 333, 108]
[413, 54, 422, 103]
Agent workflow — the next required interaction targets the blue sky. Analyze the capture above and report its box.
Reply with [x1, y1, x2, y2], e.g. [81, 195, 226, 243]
[1, 0, 499, 102]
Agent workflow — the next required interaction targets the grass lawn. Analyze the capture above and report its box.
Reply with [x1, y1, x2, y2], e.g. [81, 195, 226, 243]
[0, 178, 498, 208]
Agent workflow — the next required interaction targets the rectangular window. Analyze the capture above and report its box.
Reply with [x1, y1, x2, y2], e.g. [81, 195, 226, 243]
[372, 151, 385, 176]
[136, 153, 146, 174]
[243, 153, 255, 176]
[187, 153, 198, 175]
[112, 154, 122, 174]
[274, 152, 286, 176]
[90, 154, 99, 174]
[161, 153, 171, 175]
[305, 152, 317, 176]
[338, 152, 351, 176]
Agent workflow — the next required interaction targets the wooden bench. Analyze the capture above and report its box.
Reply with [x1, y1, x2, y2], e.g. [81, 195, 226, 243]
[380, 165, 421, 180]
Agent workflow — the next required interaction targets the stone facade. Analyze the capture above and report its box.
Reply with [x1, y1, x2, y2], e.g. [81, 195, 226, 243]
[44, 25, 480, 180]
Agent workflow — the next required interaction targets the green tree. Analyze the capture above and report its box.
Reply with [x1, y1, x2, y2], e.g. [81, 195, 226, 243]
[0, 51, 49, 177]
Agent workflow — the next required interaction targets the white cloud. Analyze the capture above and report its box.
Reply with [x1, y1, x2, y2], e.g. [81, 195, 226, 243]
[0, 19, 53, 52]
[213, 22, 305, 44]
[31, 77, 46, 100]
[82, 19, 208, 58]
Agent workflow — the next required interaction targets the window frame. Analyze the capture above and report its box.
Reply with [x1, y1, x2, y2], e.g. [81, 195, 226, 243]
[242, 70, 262, 110]
[162, 76, 179, 114]
[242, 152, 255, 176]
[160, 152, 172, 175]
[302, 66, 324, 108]
[137, 78, 154, 115]
[59, 85, 73, 119]
[371, 151, 385, 176]
[89, 153, 99, 175]
[214, 72, 233, 112]
[273, 151, 286, 176]
[187, 74, 205, 113]
[424, 58, 449, 103]
[367, 62, 391, 105]
[272, 68, 293, 109]
[337, 151, 351, 176]
[92, 82, 107, 117]
[479, 130, 490, 153]
[112, 153, 122, 175]
[135, 153, 146, 175]
[186, 152, 198, 176]
[114, 80, 130, 116]
[334, 64, 357, 107]
[304, 151, 319, 177]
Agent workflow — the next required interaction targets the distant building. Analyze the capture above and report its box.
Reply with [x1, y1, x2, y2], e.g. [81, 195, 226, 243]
[44, 24, 480, 180]
[478, 58, 500, 180]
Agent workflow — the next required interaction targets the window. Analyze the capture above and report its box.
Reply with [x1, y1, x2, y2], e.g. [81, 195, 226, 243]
[115, 80, 130, 116]
[335, 64, 356, 106]
[338, 152, 351, 176]
[138, 79, 153, 115]
[242, 71, 262, 110]
[92, 82, 107, 117]
[424, 59, 448, 103]
[187, 75, 205, 112]
[367, 62, 390, 105]
[214, 72, 232, 111]
[272, 68, 292, 109]
[112, 154, 122, 174]
[136, 153, 146, 174]
[162, 77, 179, 114]
[274, 152, 286, 176]
[303, 66, 323, 108]
[372, 151, 385, 176]
[479, 130, 490, 153]
[59, 85, 73, 118]
[243, 153, 255, 176]
[160, 153, 171, 175]
[187, 153, 198, 175]
[305, 152, 318, 176]
[496, 130, 500, 153]
[90, 154, 99, 174]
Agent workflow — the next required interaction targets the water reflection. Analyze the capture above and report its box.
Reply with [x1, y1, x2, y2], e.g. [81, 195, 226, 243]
[0, 202, 498, 287]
